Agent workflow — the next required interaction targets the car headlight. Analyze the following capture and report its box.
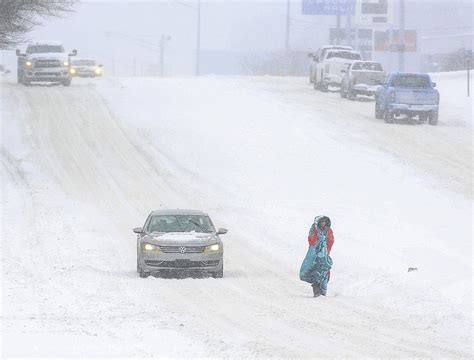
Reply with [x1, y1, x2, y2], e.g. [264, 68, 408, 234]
[142, 243, 160, 252]
[204, 244, 220, 252]
[94, 67, 102, 75]
[63, 61, 69, 66]
[25, 61, 32, 67]
[70, 68, 76, 75]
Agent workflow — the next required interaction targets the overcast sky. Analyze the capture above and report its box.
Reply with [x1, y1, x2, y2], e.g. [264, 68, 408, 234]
[2, 0, 472, 75]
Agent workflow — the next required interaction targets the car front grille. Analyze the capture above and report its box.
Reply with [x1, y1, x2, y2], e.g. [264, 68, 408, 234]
[159, 245, 205, 254]
[145, 260, 219, 268]
[34, 60, 61, 68]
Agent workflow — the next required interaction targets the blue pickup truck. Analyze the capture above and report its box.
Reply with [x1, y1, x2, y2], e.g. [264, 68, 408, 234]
[375, 72, 440, 125]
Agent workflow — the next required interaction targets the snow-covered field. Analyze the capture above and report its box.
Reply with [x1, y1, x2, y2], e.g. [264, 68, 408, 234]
[1, 71, 472, 357]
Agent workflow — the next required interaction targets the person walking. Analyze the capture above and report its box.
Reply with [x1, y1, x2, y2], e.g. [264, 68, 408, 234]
[299, 216, 334, 297]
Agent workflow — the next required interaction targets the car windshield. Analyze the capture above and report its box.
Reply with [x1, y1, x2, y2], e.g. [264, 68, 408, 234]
[327, 51, 361, 60]
[147, 215, 215, 233]
[27, 45, 64, 54]
[352, 62, 383, 71]
[392, 75, 431, 88]
[73, 60, 96, 66]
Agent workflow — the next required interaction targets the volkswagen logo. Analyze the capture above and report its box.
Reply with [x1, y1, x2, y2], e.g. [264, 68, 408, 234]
[179, 246, 186, 254]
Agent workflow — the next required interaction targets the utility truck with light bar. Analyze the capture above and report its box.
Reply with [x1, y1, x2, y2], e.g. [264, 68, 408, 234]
[16, 41, 77, 86]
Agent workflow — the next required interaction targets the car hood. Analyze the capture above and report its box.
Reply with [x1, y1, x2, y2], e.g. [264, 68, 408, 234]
[73, 66, 95, 70]
[29, 53, 68, 61]
[145, 232, 220, 246]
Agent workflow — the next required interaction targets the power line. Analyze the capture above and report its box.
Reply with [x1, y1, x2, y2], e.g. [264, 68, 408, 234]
[175, 0, 196, 10]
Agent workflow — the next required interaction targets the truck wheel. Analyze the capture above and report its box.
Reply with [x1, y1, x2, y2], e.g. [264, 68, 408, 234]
[419, 113, 428, 122]
[320, 82, 328, 92]
[62, 79, 71, 87]
[348, 90, 356, 100]
[340, 86, 347, 98]
[384, 110, 394, 124]
[313, 79, 319, 90]
[375, 103, 383, 119]
[428, 112, 438, 126]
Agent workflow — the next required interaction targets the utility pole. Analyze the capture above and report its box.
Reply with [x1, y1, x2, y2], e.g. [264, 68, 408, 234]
[398, 0, 405, 71]
[345, 0, 352, 46]
[196, 0, 201, 76]
[285, 0, 290, 50]
[159, 34, 171, 77]
[160, 34, 164, 77]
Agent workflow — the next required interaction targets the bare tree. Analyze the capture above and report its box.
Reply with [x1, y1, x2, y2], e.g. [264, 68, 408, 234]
[0, 0, 76, 49]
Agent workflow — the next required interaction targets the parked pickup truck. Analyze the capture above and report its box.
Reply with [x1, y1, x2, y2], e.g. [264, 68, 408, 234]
[375, 72, 440, 125]
[340, 61, 386, 100]
[308, 45, 352, 84]
[314, 49, 362, 91]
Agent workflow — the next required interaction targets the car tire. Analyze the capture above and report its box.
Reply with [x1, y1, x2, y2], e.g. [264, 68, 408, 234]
[320, 82, 328, 92]
[428, 112, 438, 126]
[137, 256, 149, 278]
[62, 79, 71, 87]
[419, 113, 428, 122]
[384, 110, 394, 124]
[211, 263, 224, 278]
[375, 103, 383, 119]
[309, 70, 313, 84]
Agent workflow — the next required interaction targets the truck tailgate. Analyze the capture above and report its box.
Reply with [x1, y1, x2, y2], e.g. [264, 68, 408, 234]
[395, 89, 437, 105]
[352, 71, 385, 86]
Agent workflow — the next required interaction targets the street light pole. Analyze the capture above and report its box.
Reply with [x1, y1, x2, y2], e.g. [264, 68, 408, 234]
[285, 0, 290, 50]
[196, 0, 201, 76]
[398, 0, 406, 71]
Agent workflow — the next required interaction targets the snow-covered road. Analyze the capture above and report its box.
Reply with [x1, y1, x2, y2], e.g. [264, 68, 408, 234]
[1, 73, 472, 357]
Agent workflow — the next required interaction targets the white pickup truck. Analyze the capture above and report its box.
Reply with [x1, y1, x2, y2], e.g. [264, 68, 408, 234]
[313, 49, 362, 92]
[309, 45, 352, 84]
[16, 41, 77, 86]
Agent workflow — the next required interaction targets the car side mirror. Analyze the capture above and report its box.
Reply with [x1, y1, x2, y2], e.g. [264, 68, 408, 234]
[432, 82, 436, 87]
[133, 227, 143, 234]
[307, 52, 313, 58]
[69, 49, 77, 56]
[341, 69, 346, 74]
[15, 49, 25, 57]
[216, 228, 227, 235]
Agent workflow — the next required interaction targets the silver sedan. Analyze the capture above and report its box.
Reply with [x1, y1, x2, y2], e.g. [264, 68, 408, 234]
[134, 209, 227, 278]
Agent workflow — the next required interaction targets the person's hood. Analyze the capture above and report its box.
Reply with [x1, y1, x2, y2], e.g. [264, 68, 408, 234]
[314, 215, 331, 229]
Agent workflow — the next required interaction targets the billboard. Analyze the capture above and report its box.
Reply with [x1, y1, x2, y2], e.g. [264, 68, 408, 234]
[302, 0, 356, 16]
[374, 30, 417, 52]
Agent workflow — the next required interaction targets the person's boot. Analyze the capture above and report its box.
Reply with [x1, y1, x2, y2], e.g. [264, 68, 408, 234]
[311, 283, 321, 297]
